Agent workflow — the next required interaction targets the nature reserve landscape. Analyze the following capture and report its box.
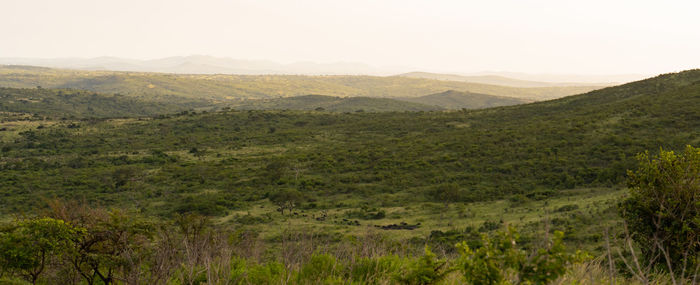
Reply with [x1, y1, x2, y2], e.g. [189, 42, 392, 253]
[0, 1, 698, 284]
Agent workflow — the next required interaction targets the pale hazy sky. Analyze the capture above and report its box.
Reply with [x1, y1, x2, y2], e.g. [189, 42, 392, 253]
[2, 0, 699, 74]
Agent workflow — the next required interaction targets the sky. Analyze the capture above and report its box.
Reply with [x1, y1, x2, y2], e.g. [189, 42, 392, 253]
[1, 0, 699, 75]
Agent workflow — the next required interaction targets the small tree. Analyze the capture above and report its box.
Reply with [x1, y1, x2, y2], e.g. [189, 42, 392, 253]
[265, 161, 288, 182]
[0, 218, 84, 284]
[620, 145, 699, 274]
[269, 188, 304, 215]
[68, 210, 154, 285]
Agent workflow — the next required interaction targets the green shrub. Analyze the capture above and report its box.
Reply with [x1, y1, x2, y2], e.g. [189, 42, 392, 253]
[246, 261, 287, 285]
[345, 205, 386, 220]
[555, 204, 579, 212]
[348, 255, 404, 283]
[296, 253, 344, 283]
[620, 145, 700, 272]
[394, 246, 453, 285]
[455, 226, 589, 285]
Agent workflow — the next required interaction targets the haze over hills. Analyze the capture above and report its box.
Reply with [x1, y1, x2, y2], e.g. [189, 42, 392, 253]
[0, 56, 646, 84]
[0, 64, 698, 283]
[0, 65, 604, 102]
[2, 0, 699, 282]
[0, 56, 396, 76]
[470, 71, 650, 85]
[398, 72, 614, 87]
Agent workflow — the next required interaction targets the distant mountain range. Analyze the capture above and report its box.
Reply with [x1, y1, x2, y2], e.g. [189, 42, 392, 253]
[0, 56, 646, 84]
[0, 55, 392, 76]
[0, 65, 604, 101]
[467, 71, 648, 85]
[398, 72, 613, 88]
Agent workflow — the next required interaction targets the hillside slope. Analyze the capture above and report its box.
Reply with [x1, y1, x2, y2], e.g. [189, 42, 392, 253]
[0, 65, 603, 101]
[0, 70, 697, 215]
[399, 71, 612, 87]
[396, 90, 530, 109]
[231, 95, 442, 112]
[0, 87, 206, 118]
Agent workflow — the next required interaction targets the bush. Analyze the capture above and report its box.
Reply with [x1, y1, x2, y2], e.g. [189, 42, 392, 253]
[296, 253, 344, 283]
[394, 246, 453, 285]
[620, 145, 700, 272]
[245, 260, 287, 284]
[455, 226, 589, 285]
[345, 205, 386, 220]
[555, 204, 579, 212]
[348, 255, 403, 283]
[478, 220, 501, 232]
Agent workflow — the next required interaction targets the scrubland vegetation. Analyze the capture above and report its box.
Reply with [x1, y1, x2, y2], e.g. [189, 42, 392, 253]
[0, 69, 698, 284]
[0, 66, 602, 102]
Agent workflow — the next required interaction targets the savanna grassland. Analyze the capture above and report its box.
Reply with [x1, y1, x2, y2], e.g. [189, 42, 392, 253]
[0, 65, 603, 101]
[0, 68, 698, 284]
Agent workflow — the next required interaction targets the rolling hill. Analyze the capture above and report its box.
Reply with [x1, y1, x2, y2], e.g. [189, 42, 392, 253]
[0, 65, 604, 101]
[231, 95, 442, 112]
[398, 71, 614, 87]
[395, 90, 531, 109]
[0, 87, 207, 118]
[0, 69, 697, 214]
[0, 69, 697, 269]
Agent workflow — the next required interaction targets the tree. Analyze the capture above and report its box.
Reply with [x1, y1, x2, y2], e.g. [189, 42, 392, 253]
[428, 182, 463, 220]
[68, 210, 154, 285]
[269, 188, 304, 215]
[265, 161, 288, 182]
[431, 182, 462, 209]
[0, 218, 84, 284]
[620, 145, 699, 274]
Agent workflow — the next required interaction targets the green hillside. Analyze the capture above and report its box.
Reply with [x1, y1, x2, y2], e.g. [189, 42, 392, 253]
[396, 90, 531, 109]
[1, 69, 699, 284]
[0, 65, 603, 101]
[0, 69, 697, 239]
[231, 94, 442, 112]
[0, 87, 207, 119]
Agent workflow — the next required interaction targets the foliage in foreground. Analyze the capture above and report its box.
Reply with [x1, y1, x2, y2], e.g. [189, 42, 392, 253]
[2, 144, 699, 284]
[456, 227, 590, 285]
[0, 214, 587, 284]
[620, 145, 699, 278]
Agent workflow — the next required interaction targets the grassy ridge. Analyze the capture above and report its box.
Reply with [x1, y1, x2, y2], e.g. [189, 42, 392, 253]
[231, 95, 443, 112]
[0, 65, 603, 101]
[399, 71, 611, 87]
[396, 90, 531, 109]
[0, 87, 207, 118]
